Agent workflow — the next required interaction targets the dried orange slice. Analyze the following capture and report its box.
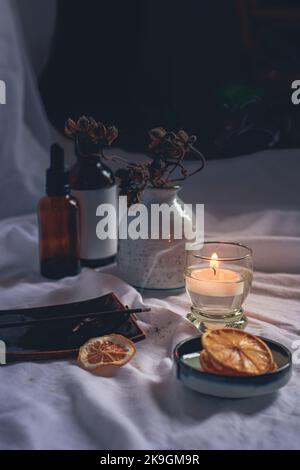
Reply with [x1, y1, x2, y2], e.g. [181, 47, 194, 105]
[200, 350, 220, 374]
[202, 329, 274, 376]
[78, 334, 136, 375]
[200, 350, 240, 376]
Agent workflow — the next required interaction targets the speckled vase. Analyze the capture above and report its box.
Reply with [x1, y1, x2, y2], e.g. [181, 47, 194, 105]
[117, 186, 193, 290]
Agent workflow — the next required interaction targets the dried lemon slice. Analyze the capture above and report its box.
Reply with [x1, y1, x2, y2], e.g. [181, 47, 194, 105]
[78, 334, 136, 375]
[202, 329, 274, 376]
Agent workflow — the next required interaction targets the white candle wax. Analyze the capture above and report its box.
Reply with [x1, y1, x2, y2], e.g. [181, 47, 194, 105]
[186, 267, 244, 297]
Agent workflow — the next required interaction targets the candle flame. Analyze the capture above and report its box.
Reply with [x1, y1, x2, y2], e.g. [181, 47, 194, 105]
[210, 252, 219, 273]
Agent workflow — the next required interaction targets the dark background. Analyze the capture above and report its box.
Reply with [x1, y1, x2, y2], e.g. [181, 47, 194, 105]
[40, 0, 300, 157]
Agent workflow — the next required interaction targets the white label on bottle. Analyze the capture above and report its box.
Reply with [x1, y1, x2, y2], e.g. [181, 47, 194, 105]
[72, 186, 118, 260]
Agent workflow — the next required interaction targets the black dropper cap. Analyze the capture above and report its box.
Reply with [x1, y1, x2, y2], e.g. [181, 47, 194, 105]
[46, 144, 70, 196]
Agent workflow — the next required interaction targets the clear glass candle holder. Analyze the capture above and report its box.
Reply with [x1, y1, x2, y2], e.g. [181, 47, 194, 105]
[185, 242, 253, 332]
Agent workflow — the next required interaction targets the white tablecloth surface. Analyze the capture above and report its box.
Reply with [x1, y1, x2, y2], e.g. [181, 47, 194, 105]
[0, 212, 300, 450]
[1, 0, 300, 450]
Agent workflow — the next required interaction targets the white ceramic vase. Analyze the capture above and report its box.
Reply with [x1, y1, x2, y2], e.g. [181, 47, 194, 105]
[117, 186, 194, 290]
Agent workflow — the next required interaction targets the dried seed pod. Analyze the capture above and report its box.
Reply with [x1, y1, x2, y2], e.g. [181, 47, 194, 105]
[77, 116, 90, 132]
[176, 130, 190, 144]
[106, 126, 119, 145]
[65, 118, 77, 137]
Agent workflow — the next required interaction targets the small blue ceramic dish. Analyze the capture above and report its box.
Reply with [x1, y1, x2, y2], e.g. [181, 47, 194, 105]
[174, 336, 292, 399]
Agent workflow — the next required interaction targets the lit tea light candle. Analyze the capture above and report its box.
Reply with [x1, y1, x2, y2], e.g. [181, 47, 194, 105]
[186, 253, 244, 297]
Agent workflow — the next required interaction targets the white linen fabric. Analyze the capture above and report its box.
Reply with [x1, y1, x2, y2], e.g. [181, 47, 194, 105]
[0, 211, 300, 450]
[0, 0, 52, 219]
[0, 0, 300, 451]
[15, 0, 57, 77]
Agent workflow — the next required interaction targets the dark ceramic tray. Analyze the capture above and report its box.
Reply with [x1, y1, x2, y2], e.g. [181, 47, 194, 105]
[0, 293, 145, 363]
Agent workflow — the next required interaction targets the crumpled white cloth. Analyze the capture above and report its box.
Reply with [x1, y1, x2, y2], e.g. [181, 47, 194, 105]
[205, 209, 300, 274]
[0, 0, 52, 220]
[1, 0, 300, 451]
[0, 212, 300, 450]
[0, 268, 198, 450]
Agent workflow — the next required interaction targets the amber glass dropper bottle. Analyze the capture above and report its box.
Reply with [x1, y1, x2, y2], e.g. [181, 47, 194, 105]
[38, 144, 80, 279]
